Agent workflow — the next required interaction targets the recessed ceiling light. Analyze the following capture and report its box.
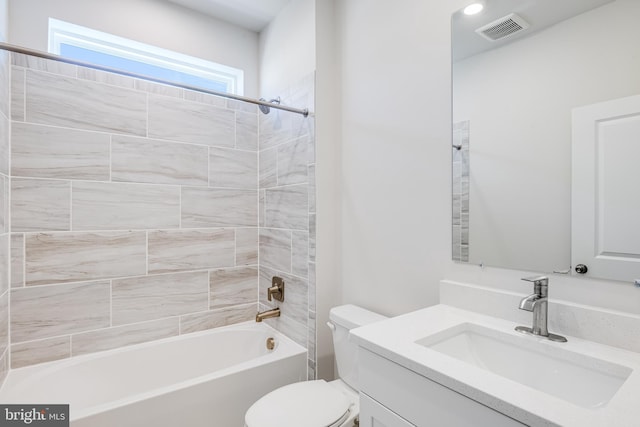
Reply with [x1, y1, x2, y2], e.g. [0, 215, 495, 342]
[463, 3, 484, 15]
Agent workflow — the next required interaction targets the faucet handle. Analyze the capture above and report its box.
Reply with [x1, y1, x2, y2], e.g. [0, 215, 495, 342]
[521, 276, 549, 286]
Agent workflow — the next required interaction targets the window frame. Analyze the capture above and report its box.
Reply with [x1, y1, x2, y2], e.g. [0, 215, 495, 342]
[48, 18, 244, 95]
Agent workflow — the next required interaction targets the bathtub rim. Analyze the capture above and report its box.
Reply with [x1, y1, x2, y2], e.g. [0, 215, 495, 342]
[1, 321, 308, 421]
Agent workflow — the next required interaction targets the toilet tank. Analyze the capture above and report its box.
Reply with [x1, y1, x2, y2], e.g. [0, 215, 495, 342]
[328, 305, 387, 391]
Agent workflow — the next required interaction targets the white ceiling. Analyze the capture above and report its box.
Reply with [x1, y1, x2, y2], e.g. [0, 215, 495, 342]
[166, 0, 291, 32]
[452, 0, 615, 61]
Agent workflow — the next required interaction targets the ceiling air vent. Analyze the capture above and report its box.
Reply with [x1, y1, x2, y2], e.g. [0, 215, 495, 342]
[475, 13, 530, 41]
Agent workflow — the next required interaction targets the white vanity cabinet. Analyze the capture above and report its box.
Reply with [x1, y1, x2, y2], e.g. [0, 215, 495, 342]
[359, 393, 415, 427]
[358, 349, 526, 427]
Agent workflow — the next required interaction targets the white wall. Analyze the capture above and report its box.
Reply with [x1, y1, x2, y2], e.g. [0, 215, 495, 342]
[454, 0, 640, 273]
[8, 0, 259, 96]
[335, 0, 463, 317]
[258, 0, 315, 97]
[334, 0, 640, 330]
[315, 0, 342, 381]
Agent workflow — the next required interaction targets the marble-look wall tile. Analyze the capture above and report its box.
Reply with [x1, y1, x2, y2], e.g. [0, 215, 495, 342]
[210, 266, 258, 309]
[11, 178, 70, 232]
[25, 231, 146, 286]
[259, 267, 308, 326]
[72, 182, 180, 230]
[259, 148, 277, 189]
[0, 113, 8, 175]
[11, 122, 110, 180]
[179, 303, 256, 334]
[148, 94, 235, 147]
[0, 292, 7, 354]
[0, 349, 6, 386]
[259, 190, 265, 227]
[260, 303, 307, 349]
[265, 185, 308, 230]
[452, 120, 470, 262]
[259, 110, 295, 150]
[0, 40, 6, 369]
[12, 53, 77, 77]
[181, 187, 257, 228]
[183, 90, 226, 108]
[11, 234, 24, 288]
[77, 67, 136, 89]
[135, 80, 183, 98]
[148, 229, 235, 274]
[227, 100, 257, 114]
[0, 51, 9, 119]
[259, 228, 292, 272]
[11, 66, 25, 121]
[112, 271, 209, 325]
[236, 228, 258, 266]
[308, 164, 316, 213]
[111, 135, 208, 186]
[209, 147, 257, 189]
[292, 232, 309, 278]
[25, 71, 147, 136]
[0, 174, 6, 233]
[72, 317, 179, 356]
[307, 310, 316, 379]
[236, 111, 258, 151]
[309, 214, 316, 262]
[0, 234, 7, 295]
[278, 136, 309, 185]
[11, 280, 110, 342]
[11, 336, 71, 369]
[308, 262, 316, 312]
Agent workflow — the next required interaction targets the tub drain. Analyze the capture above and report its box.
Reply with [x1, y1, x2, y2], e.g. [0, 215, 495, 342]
[266, 337, 276, 350]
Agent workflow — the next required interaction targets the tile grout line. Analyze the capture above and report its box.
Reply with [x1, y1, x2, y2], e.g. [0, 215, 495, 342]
[14, 119, 236, 151]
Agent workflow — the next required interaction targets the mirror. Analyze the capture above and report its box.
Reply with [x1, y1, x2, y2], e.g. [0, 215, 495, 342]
[452, 0, 640, 282]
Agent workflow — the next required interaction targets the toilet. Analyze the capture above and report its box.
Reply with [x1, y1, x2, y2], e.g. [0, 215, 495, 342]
[245, 304, 387, 427]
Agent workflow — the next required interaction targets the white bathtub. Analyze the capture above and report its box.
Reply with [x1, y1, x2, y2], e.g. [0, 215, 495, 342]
[0, 322, 307, 427]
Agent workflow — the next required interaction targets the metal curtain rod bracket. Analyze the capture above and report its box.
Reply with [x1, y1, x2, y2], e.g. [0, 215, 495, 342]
[0, 42, 309, 117]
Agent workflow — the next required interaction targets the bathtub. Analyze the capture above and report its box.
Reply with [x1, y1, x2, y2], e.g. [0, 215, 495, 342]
[0, 322, 307, 427]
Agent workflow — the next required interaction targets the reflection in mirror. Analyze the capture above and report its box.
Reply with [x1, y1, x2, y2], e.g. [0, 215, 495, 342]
[451, 0, 640, 281]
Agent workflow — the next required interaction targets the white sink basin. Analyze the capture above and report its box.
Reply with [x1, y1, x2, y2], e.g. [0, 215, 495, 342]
[416, 323, 632, 409]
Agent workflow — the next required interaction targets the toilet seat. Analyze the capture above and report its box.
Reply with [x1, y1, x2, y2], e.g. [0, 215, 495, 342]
[245, 380, 353, 427]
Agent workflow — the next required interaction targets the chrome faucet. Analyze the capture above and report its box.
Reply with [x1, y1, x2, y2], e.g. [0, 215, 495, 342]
[515, 276, 567, 342]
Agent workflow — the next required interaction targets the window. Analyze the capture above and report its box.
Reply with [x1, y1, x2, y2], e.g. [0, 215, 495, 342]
[48, 18, 244, 95]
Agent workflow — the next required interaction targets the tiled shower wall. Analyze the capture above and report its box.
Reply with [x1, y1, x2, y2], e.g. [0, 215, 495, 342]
[452, 120, 469, 262]
[8, 53, 265, 368]
[0, 24, 10, 383]
[256, 73, 316, 380]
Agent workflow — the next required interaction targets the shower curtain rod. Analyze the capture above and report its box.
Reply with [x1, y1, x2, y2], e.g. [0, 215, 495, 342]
[0, 42, 309, 117]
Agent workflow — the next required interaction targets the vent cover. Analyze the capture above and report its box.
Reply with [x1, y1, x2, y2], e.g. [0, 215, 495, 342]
[475, 13, 530, 41]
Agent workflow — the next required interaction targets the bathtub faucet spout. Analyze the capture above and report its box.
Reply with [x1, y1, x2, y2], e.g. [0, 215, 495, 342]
[256, 308, 280, 322]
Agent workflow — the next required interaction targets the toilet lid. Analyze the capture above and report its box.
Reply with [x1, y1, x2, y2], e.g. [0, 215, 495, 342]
[245, 380, 352, 427]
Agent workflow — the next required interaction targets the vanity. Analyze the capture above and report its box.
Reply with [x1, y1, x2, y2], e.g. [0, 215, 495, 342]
[352, 0, 640, 423]
[351, 302, 640, 427]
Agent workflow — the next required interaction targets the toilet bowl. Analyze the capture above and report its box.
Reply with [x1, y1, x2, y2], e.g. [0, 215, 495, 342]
[244, 305, 387, 427]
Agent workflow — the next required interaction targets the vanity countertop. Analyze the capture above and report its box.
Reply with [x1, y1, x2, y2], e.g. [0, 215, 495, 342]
[350, 304, 640, 427]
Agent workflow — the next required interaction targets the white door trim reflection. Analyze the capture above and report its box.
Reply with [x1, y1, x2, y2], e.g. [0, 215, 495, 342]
[572, 94, 640, 282]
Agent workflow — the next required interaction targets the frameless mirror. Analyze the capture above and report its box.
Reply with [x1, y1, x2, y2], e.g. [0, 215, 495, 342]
[451, 0, 640, 282]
